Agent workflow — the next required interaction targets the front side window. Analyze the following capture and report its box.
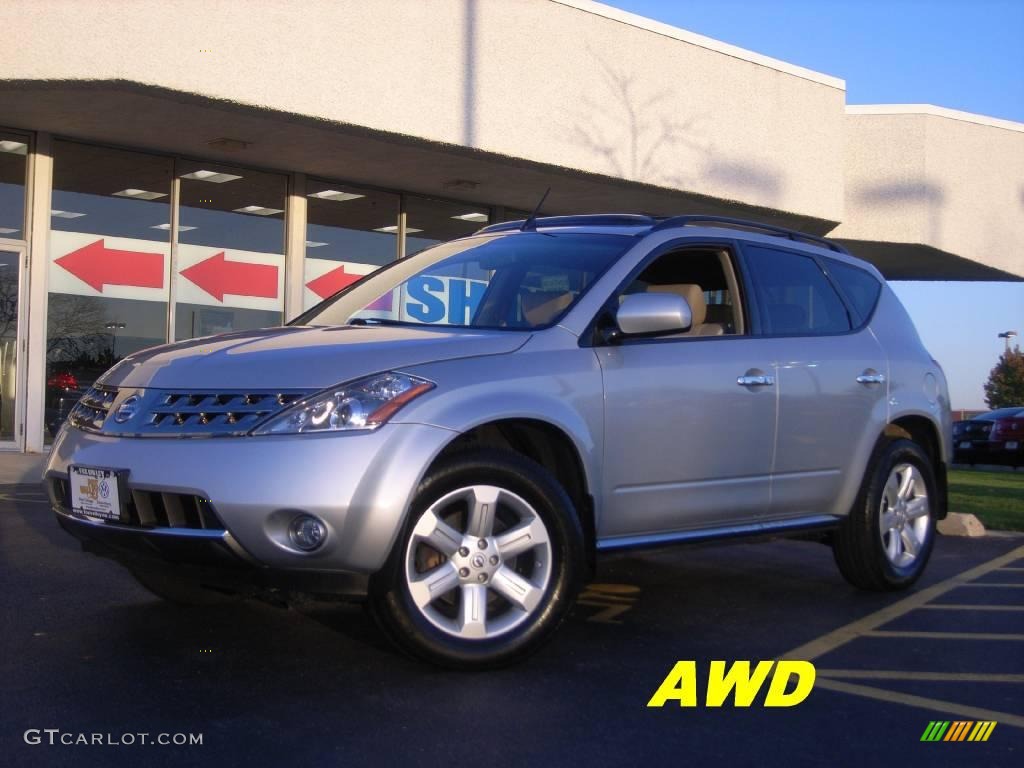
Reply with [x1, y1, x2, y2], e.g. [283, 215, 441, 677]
[295, 233, 633, 330]
[743, 245, 852, 336]
[616, 247, 743, 336]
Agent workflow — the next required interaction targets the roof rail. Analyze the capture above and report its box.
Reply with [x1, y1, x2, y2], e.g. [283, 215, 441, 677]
[477, 214, 658, 234]
[650, 215, 849, 254]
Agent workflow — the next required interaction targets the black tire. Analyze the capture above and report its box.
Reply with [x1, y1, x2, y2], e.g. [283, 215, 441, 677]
[368, 448, 584, 669]
[833, 438, 937, 591]
[130, 567, 240, 606]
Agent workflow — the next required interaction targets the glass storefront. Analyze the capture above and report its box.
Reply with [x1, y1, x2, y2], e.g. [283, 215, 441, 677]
[26, 135, 523, 447]
[175, 160, 286, 340]
[46, 141, 173, 442]
[303, 180, 399, 311]
[405, 196, 491, 256]
[0, 131, 28, 239]
[0, 249, 20, 441]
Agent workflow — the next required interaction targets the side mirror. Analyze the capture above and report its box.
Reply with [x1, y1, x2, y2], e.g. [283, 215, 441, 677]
[613, 292, 692, 339]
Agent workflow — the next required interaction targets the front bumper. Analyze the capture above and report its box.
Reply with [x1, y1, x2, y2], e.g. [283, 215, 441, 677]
[44, 421, 456, 574]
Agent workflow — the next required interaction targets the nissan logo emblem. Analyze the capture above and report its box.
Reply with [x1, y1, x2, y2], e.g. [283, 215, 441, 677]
[114, 394, 141, 423]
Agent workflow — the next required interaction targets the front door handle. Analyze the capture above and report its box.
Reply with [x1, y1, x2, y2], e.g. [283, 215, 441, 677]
[737, 372, 775, 387]
[856, 370, 886, 385]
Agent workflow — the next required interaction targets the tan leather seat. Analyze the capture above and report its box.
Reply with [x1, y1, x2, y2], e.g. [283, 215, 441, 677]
[645, 283, 725, 336]
[521, 290, 573, 325]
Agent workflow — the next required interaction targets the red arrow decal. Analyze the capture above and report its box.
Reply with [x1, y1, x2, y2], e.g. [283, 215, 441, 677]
[305, 264, 361, 299]
[55, 239, 164, 292]
[180, 252, 278, 302]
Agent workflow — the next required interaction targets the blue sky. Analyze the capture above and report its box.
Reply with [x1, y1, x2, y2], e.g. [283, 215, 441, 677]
[607, 0, 1024, 409]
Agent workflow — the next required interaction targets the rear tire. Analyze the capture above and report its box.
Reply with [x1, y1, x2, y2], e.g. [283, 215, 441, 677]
[833, 438, 937, 591]
[368, 448, 584, 669]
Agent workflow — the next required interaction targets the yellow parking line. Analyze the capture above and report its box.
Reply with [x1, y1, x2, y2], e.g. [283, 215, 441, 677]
[959, 583, 1024, 588]
[781, 544, 1024, 662]
[921, 603, 1024, 611]
[815, 679, 1024, 729]
[816, 669, 1024, 683]
[865, 630, 1024, 641]
[996, 567, 1024, 572]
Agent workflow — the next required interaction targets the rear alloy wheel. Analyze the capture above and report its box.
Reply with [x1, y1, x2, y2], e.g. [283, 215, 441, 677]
[369, 449, 583, 668]
[833, 438, 937, 591]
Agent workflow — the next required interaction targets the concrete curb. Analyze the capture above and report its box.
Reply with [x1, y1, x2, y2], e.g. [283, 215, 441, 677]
[937, 512, 987, 537]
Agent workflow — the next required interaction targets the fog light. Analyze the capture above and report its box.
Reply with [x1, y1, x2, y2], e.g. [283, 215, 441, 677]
[289, 514, 327, 551]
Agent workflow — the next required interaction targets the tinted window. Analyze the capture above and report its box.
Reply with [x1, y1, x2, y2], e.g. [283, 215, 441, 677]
[826, 258, 881, 323]
[744, 245, 851, 335]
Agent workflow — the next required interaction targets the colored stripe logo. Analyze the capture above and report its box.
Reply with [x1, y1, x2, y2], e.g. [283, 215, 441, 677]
[920, 721, 997, 742]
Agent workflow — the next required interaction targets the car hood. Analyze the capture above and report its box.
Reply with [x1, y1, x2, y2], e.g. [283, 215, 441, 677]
[98, 325, 531, 390]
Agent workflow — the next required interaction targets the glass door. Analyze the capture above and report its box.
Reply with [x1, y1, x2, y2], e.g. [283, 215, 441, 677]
[0, 246, 25, 446]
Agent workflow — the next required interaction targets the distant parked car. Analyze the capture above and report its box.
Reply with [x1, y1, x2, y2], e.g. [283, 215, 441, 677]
[953, 408, 1024, 468]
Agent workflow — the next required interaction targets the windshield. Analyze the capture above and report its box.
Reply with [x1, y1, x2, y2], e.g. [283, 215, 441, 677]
[293, 232, 633, 330]
[976, 408, 1024, 420]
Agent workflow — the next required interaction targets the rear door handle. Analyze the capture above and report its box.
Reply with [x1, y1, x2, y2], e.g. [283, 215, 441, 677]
[856, 370, 886, 385]
[737, 373, 775, 387]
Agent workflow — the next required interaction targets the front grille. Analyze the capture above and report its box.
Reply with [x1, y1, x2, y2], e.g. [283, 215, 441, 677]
[66, 387, 311, 437]
[66, 385, 117, 432]
[51, 477, 223, 530]
[142, 391, 306, 435]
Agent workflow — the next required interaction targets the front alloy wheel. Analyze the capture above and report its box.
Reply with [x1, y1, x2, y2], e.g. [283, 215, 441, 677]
[405, 485, 553, 640]
[369, 449, 583, 668]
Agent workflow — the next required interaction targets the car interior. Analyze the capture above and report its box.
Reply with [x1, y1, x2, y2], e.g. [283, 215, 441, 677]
[619, 248, 743, 336]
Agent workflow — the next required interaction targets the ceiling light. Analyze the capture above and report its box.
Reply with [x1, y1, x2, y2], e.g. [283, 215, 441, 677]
[51, 210, 86, 218]
[0, 140, 28, 155]
[0, 227, 19, 234]
[113, 188, 167, 200]
[451, 212, 489, 222]
[305, 241, 328, 248]
[233, 205, 283, 216]
[151, 223, 197, 232]
[181, 170, 243, 183]
[308, 190, 365, 202]
[373, 225, 423, 234]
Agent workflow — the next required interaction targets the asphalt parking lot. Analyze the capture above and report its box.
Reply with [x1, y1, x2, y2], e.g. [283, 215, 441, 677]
[2, 482, 1021, 767]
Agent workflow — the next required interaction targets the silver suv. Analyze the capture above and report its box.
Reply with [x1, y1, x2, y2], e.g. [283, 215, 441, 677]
[45, 214, 950, 668]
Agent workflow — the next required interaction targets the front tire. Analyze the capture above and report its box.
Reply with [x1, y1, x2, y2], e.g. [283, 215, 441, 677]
[833, 438, 937, 591]
[369, 449, 584, 669]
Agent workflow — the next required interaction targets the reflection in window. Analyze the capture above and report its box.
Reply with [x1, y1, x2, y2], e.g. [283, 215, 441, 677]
[175, 161, 286, 340]
[405, 196, 491, 257]
[303, 180, 399, 311]
[46, 141, 173, 442]
[0, 132, 28, 239]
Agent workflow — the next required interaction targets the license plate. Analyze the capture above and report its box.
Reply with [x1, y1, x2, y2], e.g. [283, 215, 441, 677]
[1007, 441, 1019, 450]
[69, 466, 123, 521]
[958, 441, 971, 450]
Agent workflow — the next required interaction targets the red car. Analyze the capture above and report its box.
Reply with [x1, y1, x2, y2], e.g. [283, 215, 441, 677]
[953, 407, 1024, 468]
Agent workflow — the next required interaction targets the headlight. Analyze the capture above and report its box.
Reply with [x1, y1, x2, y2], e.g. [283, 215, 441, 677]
[250, 372, 434, 435]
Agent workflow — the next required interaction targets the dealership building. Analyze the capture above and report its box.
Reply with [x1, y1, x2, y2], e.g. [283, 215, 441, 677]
[0, 0, 1021, 452]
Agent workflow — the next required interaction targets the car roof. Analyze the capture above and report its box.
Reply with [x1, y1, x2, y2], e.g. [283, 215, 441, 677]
[476, 214, 879, 276]
[975, 407, 1024, 420]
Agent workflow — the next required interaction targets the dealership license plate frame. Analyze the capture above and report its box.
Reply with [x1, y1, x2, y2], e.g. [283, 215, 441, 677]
[68, 465, 128, 522]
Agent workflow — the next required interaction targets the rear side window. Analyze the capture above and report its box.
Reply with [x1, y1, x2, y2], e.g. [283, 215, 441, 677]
[743, 245, 852, 336]
[826, 258, 881, 323]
